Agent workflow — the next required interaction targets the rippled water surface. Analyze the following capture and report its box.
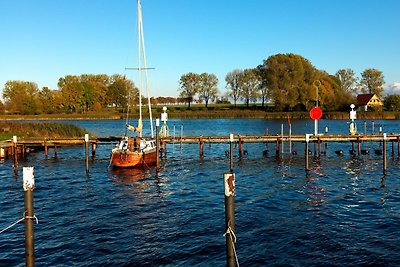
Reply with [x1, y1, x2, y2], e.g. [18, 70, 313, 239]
[1, 119, 400, 266]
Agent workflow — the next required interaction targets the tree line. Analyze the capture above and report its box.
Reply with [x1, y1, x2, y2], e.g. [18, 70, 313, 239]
[1, 53, 393, 115]
[179, 53, 387, 111]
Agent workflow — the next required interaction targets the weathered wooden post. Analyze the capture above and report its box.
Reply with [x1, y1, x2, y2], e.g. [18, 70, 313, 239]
[357, 136, 361, 155]
[397, 135, 400, 158]
[156, 119, 160, 171]
[199, 136, 204, 158]
[13, 136, 18, 176]
[383, 133, 387, 175]
[85, 134, 89, 174]
[23, 167, 35, 267]
[44, 138, 48, 159]
[230, 133, 234, 172]
[224, 170, 237, 266]
[305, 134, 310, 172]
[238, 136, 243, 156]
[180, 125, 183, 152]
[91, 143, 97, 158]
[324, 127, 328, 154]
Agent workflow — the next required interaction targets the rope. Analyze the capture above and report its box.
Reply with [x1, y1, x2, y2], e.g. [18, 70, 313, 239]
[224, 225, 240, 267]
[0, 214, 38, 234]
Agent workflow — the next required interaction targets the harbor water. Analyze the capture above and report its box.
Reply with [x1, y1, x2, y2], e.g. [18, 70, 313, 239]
[1, 118, 400, 266]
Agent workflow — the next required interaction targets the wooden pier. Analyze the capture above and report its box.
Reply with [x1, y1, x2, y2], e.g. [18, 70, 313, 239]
[1, 133, 399, 159]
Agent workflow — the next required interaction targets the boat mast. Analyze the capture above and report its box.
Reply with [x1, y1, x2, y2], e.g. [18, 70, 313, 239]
[137, 0, 154, 138]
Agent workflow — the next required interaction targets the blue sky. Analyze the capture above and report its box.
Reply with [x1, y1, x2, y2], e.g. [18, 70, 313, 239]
[1, 0, 399, 99]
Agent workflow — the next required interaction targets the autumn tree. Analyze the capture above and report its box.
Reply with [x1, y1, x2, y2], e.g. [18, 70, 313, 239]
[335, 68, 358, 96]
[2, 80, 40, 114]
[198, 73, 219, 108]
[359, 68, 385, 97]
[179, 72, 200, 108]
[225, 69, 242, 108]
[107, 74, 136, 109]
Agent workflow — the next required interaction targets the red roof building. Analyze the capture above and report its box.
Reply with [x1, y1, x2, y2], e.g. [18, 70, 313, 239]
[356, 94, 383, 111]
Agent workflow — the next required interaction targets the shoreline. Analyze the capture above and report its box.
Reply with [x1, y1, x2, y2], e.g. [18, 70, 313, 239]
[0, 111, 399, 120]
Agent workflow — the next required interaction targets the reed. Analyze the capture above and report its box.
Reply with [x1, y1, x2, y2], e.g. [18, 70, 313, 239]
[0, 122, 89, 141]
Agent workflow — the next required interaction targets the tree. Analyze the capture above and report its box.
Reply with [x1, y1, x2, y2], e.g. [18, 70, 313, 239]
[178, 72, 200, 108]
[106, 75, 136, 109]
[258, 54, 319, 111]
[335, 68, 358, 95]
[239, 68, 261, 107]
[199, 73, 219, 108]
[225, 69, 242, 108]
[2, 80, 40, 114]
[256, 66, 269, 107]
[359, 68, 385, 97]
[384, 94, 400, 111]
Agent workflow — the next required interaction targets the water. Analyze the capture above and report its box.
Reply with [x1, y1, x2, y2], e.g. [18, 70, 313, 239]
[1, 118, 400, 266]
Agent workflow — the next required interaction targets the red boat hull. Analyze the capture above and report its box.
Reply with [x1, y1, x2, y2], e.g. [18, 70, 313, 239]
[110, 148, 157, 168]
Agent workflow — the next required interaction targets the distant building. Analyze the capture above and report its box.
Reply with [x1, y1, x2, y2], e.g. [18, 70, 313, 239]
[356, 94, 383, 111]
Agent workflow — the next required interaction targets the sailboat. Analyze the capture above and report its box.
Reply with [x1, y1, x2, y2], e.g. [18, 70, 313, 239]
[110, 0, 157, 168]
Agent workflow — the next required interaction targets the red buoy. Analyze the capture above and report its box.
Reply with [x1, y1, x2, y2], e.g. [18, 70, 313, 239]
[310, 107, 322, 120]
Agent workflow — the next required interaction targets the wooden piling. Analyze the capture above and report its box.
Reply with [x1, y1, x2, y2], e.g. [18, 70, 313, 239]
[23, 167, 35, 267]
[224, 172, 237, 267]
[238, 137, 243, 156]
[156, 120, 160, 171]
[85, 134, 89, 174]
[383, 133, 387, 175]
[13, 136, 18, 176]
[230, 133, 234, 172]
[305, 134, 310, 172]
[199, 137, 204, 158]
[357, 137, 361, 155]
[91, 143, 97, 158]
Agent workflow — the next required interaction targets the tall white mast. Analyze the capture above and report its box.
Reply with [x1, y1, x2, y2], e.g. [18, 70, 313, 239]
[137, 0, 154, 138]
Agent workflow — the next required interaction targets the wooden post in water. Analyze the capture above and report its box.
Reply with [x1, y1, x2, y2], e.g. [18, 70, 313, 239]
[156, 119, 160, 171]
[391, 140, 394, 156]
[54, 145, 58, 159]
[305, 134, 310, 172]
[44, 138, 48, 159]
[317, 137, 321, 157]
[357, 136, 361, 156]
[23, 167, 35, 267]
[224, 172, 237, 267]
[199, 136, 204, 158]
[85, 134, 89, 174]
[398, 135, 400, 158]
[230, 133, 234, 172]
[91, 143, 97, 158]
[383, 133, 387, 175]
[13, 136, 18, 176]
[238, 136, 243, 156]
[324, 127, 328, 154]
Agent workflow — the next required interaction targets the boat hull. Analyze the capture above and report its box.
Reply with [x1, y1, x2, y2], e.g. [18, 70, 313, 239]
[110, 148, 157, 168]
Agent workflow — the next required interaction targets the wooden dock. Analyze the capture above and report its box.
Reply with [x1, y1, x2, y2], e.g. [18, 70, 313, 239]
[1, 133, 399, 159]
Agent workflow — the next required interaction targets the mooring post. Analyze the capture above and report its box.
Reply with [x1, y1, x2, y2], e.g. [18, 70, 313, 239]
[317, 137, 321, 157]
[391, 140, 394, 156]
[91, 143, 97, 158]
[383, 133, 387, 175]
[54, 145, 58, 159]
[156, 119, 160, 171]
[276, 138, 280, 156]
[85, 134, 89, 174]
[199, 136, 204, 158]
[13, 136, 18, 176]
[44, 138, 48, 159]
[305, 134, 310, 172]
[230, 133, 234, 172]
[238, 136, 243, 156]
[397, 135, 400, 158]
[23, 167, 35, 267]
[324, 127, 328, 154]
[224, 172, 237, 267]
[357, 136, 361, 155]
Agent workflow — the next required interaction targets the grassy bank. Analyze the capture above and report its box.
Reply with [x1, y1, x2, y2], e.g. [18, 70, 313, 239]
[0, 122, 90, 141]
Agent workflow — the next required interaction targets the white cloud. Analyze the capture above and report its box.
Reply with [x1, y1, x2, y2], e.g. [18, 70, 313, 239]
[385, 82, 400, 95]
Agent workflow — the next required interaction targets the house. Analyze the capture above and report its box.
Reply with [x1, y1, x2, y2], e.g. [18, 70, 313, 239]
[356, 94, 383, 111]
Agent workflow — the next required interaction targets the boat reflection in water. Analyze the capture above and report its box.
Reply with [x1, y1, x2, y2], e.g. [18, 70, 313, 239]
[110, 167, 152, 183]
